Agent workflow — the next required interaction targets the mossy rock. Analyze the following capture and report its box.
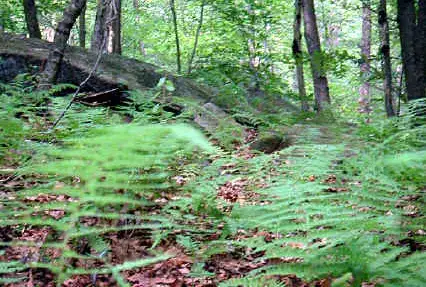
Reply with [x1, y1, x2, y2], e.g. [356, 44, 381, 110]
[250, 131, 292, 153]
[194, 102, 246, 149]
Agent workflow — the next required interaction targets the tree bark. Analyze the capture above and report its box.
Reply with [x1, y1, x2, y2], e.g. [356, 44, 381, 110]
[38, 0, 87, 88]
[107, 0, 121, 54]
[170, 0, 182, 73]
[293, 0, 309, 111]
[397, 0, 425, 101]
[359, 0, 372, 115]
[417, 0, 426, 93]
[23, 0, 42, 39]
[91, 0, 109, 53]
[379, 0, 396, 117]
[187, 0, 205, 74]
[302, 0, 330, 112]
[133, 0, 139, 9]
[79, 5, 86, 48]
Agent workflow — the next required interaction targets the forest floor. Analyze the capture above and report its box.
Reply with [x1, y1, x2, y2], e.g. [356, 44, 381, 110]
[1, 103, 425, 287]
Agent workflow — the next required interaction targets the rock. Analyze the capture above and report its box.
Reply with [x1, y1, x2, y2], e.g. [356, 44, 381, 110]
[0, 33, 212, 105]
[250, 132, 291, 153]
[194, 103, 246, 148]
[194, 103, 236, 133]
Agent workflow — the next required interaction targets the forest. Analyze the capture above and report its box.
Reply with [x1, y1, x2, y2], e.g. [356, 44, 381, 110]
[0, 0, 425, 286]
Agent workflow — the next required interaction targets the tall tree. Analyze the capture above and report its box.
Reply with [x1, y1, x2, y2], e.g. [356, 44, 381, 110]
[302, 0, 330, 112]
[23, 0, 42, 39]
[187, 0, 205, 74]
[38, 0, 87, 88]
[378, 0, 396, 117]
[79, 5, 86, 48]
[359, 0, 372, 115]
[107, 0, 121, 54]
[293, 0, 309, 111]
[91, 0, 109, 53]
[417, 0, 426, 93]
[397, 0, 425, 101]
[170, 0, 182, 73]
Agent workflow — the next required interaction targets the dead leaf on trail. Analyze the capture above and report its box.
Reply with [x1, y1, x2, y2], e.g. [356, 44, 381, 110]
[244, 129, 258, 143]
[267, 257, 303, 264]
[235, 147, 256, 160]
[217, 178, 249, 203]
[403, 205, 420, 217]
[267, 274, 308, 287]
[322, 174, 337, 184]
[44, 209, 65, 219]
[323, 187, 350, 193]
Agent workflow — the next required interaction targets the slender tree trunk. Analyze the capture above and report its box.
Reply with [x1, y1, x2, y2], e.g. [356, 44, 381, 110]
[359, 0, 372, 115]
[417, 0, 426, 92]
[379, 0, 396, 117]
[293, 0, 309, 111]
[91, 0, 109, 53]
[187, 0, 205, 74]
[23, 0, 42, 39]
[133, 0, 146, 56]
[397, 0, 425, 100]
[38, 0, 87, 88]
[170, 0, 182, 73]
[107, 0, 121, 54]
[133, 0, 139, 9]
[79, 5, 86, 48]
[302, 0, 330, 112]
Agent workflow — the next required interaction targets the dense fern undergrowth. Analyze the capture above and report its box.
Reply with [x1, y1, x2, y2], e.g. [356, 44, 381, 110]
[0, 80, 425, 287]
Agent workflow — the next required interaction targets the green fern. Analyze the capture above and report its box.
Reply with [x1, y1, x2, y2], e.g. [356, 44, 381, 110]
[1, 124, 213, 285]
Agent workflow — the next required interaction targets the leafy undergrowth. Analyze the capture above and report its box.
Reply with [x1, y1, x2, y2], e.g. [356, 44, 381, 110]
[1, 83, 425, 286]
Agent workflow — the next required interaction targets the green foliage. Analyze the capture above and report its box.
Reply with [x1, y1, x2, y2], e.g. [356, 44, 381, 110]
[0, 104, 24, 163]
[0, 258, 27, 284]
[179, 124, 425, 286]
[2, 0, 426, 284]
[1, 123, 213, 284]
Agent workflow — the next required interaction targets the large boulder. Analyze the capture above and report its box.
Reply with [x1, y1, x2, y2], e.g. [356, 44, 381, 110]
[0, 33, 212, 105]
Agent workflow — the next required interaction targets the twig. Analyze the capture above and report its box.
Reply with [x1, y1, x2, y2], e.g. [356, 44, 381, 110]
[397, 68, 404, 117]
[49, 1, 121, 130]
[49, 39, 106, 130]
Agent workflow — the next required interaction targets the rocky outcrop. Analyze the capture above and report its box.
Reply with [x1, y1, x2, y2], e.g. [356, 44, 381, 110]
[0, 33, 212, 105]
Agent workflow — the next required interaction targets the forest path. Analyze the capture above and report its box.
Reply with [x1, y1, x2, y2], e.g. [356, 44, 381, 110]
[1, 119, 424, 287]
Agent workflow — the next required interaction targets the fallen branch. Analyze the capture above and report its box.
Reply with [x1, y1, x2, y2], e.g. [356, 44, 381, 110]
[75, 88, 120, 105]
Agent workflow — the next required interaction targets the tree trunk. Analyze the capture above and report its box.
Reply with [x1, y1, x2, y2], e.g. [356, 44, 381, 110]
[397, 0, 425, 101]
[23, 0, 42, 39]
[91, 0, 109, 53]
[133, 0, 139, 9]
[293, 0, 309, 111]
[417, 0, 426, 93]
[79, 5, 86, 48]
[170, 0, 182, 73]
[359, 0, 372, 115]
[38, 0, 87, 88]
[379, 0, 396, 117]
[107, 0, 121, 54]
[302, 0, 330, 112]
[187, 0, 205, 74]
